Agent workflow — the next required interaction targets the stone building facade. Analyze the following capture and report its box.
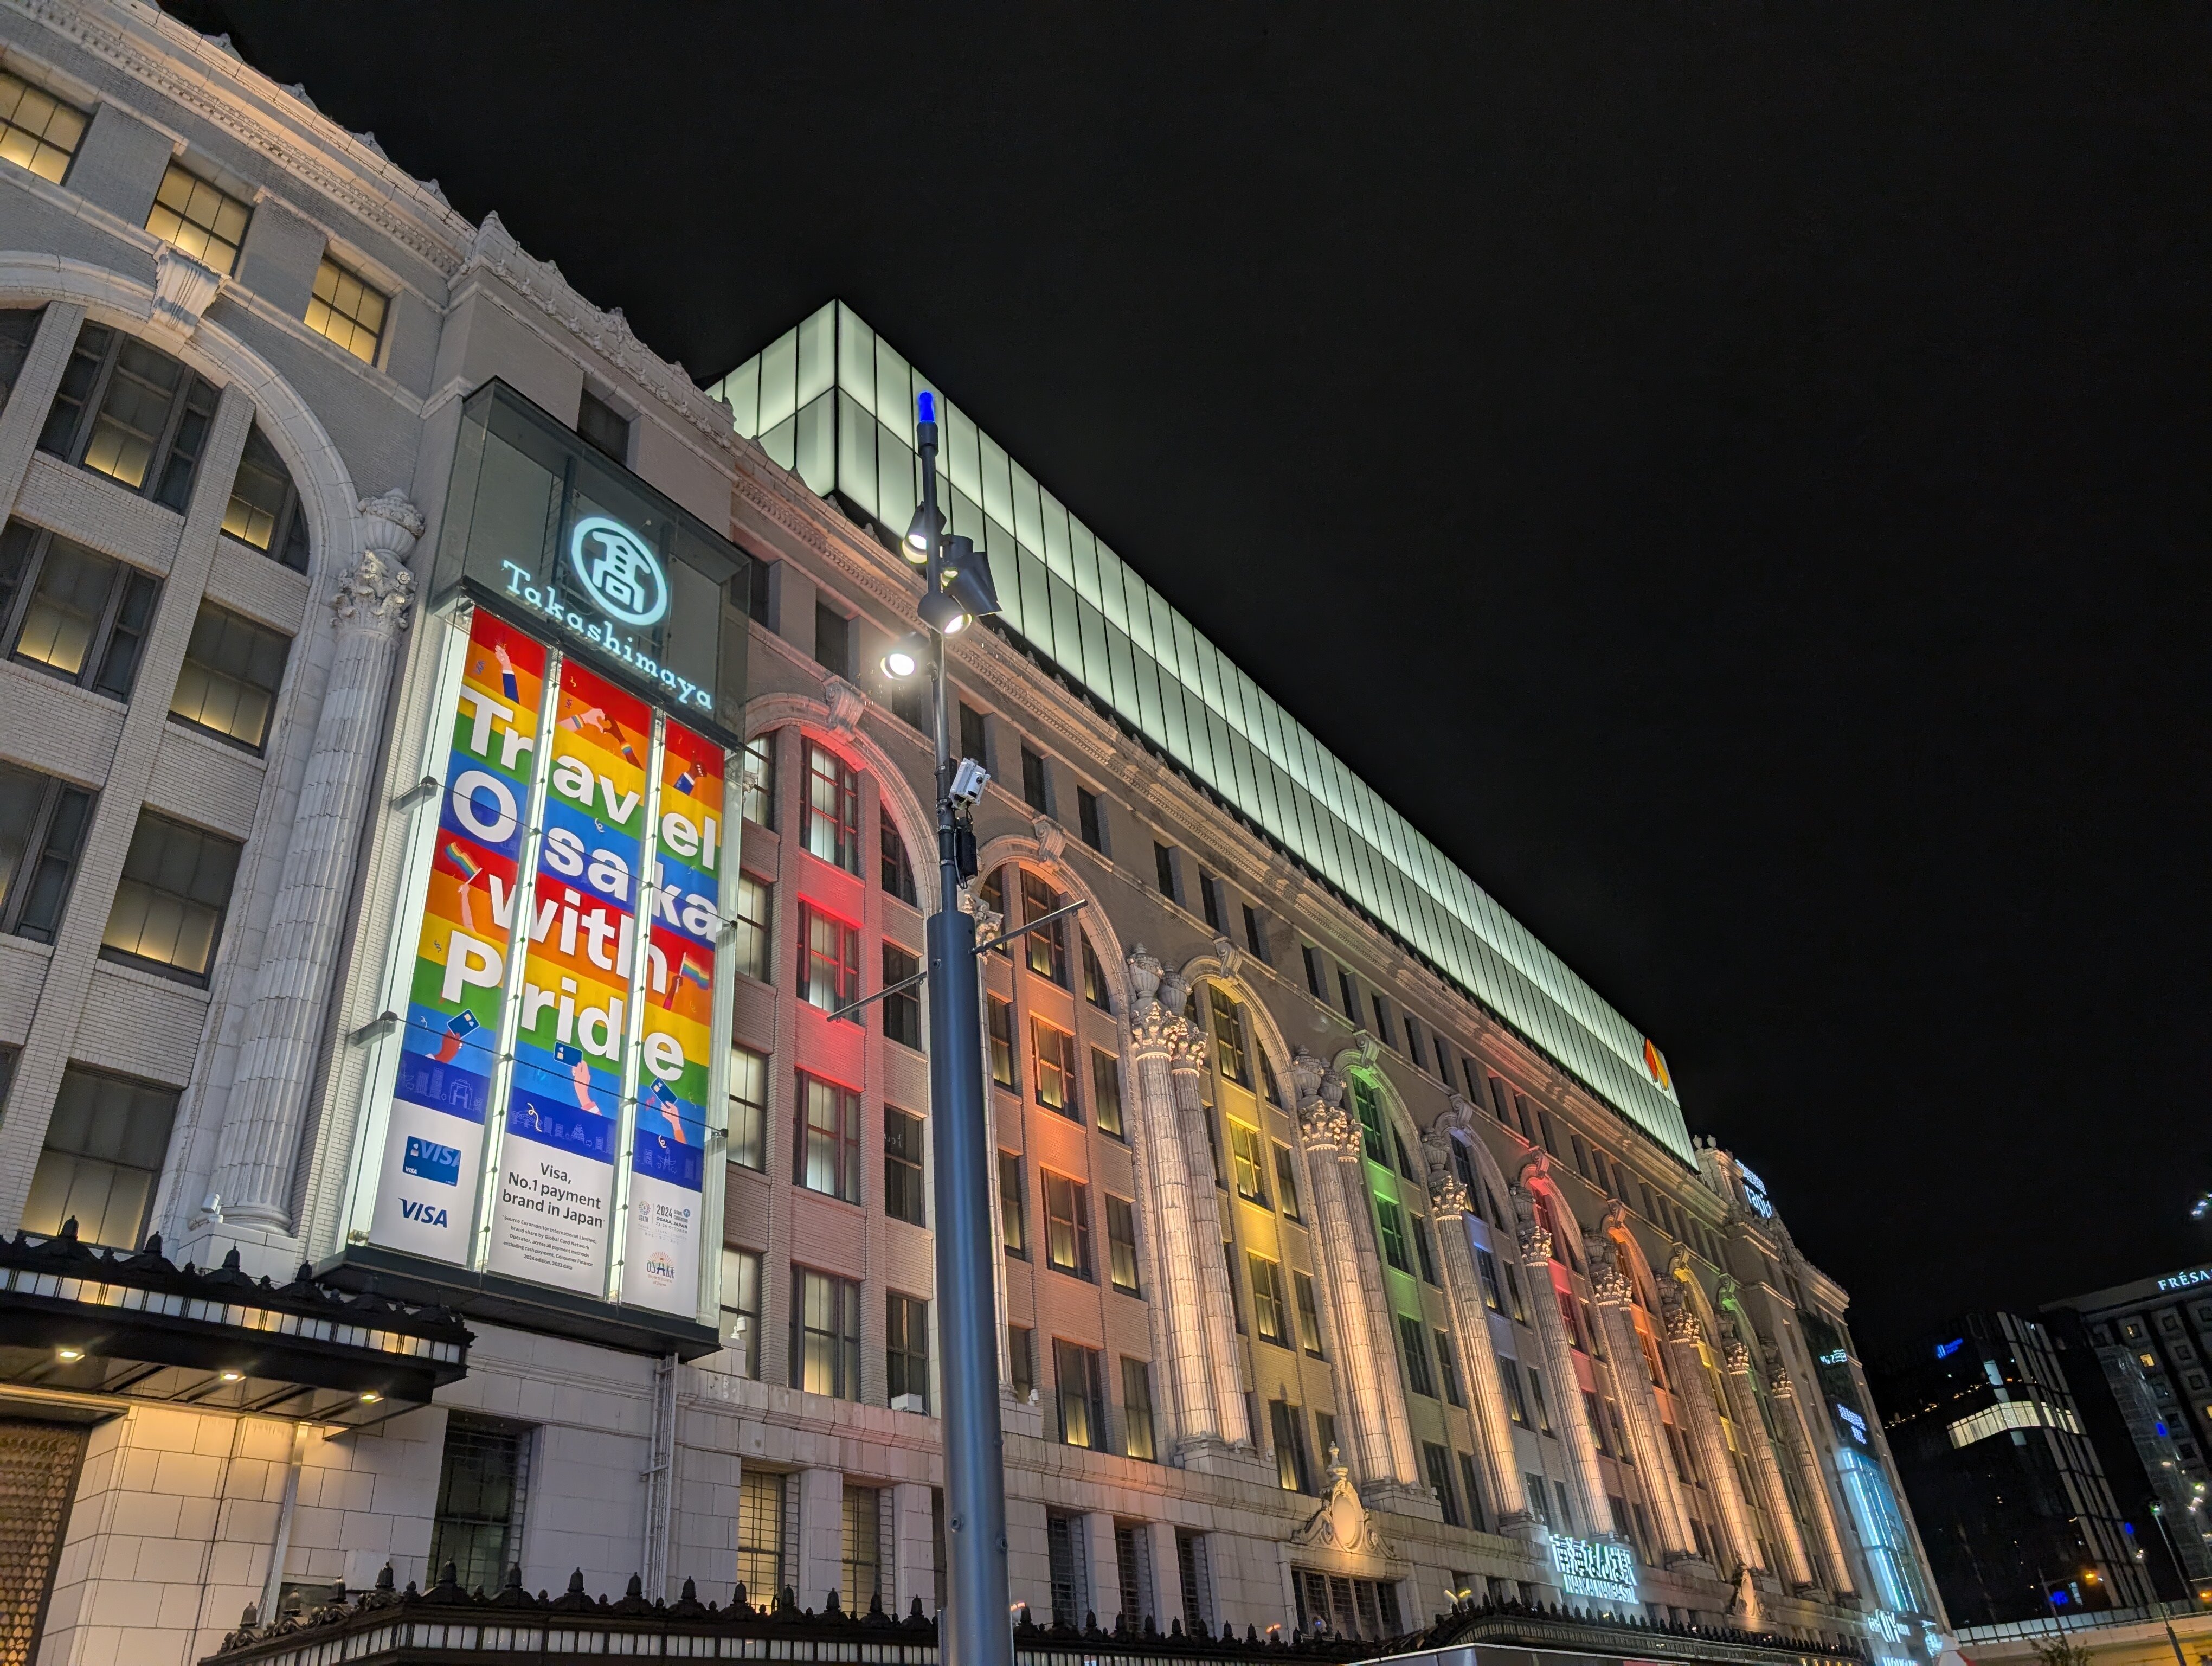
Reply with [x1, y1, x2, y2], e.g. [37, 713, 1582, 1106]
[0, 5, 1945, 1664]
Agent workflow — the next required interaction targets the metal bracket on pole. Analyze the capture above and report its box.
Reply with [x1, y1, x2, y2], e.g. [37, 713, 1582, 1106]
[826, 899, 1085, 1024]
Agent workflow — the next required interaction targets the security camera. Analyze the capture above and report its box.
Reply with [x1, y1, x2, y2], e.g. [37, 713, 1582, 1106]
[949, 758, 989, 810]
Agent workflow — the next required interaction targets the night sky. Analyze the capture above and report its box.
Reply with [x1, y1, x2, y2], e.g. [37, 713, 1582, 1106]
[170, 3, 2209, 1345]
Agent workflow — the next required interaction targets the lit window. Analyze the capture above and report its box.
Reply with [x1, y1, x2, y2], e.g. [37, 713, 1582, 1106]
[882, 943, 921, 1049]
[1020, 870, 1068, 985]
[100, 810, 240, 983]
[793, 1073, 860, 1203]
[20, 1066, 177, 1248]
[797, 904, 858, 1015]
[1209, 988, 1249, 1085]
[305, 255, 389, 364]
[1274, 1400, 1314, 1494]
[1249, 1253, 1288, 1345]
[886, 1291, 929, 1412]
[1229, 1122, 1269, 1205]
[1090, 1047, 1123, 1138]
[1122, 1359, 1156, 1461]
[145, 162, 250, 275]
[792, 1266, 861, 1399]
[1351, 1075, 1384, 1151]
[802, 742, 859, 871]
[1106, 1195, 1140, 1295]
[169, 601, 290, 752]
[1042, 1171, 1092, 1279]
[726, 1046, 767, 1172]
[999, 1152, 1025, 1257]
[39, 325, 219, 509]
[738, 735, 775, 828]
[1436, 1329, 1465, 1406]
[0, 70, 86, 183]
[719, 1247, 761, 1374]
[1082, 934, 1111, 1010]
[880, 820, 916, 905]
[1274, 1143, 1301, 1221]
[987, 994, 1015, 1088]
[2, 522, 159, 698]
[221, 425, 310, 571]
[731, 875, 772, 982]
[1294, 1272, 1324, 1356]
[1054, 1339, 1104, 1450]
[736, 1470, 785, 1603]
[1032, 1018, 1078, 1119]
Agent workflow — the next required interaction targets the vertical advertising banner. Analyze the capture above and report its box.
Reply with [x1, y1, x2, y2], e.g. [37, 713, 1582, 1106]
[485, 658, 651, 1293]
[371, 612, 545, 1262]
[623, 721, 724, 1317]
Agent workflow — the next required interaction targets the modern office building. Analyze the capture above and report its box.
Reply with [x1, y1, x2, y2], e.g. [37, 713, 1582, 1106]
[0, 6, 1945, 1664]
[1867, 1314, 2152, 1628]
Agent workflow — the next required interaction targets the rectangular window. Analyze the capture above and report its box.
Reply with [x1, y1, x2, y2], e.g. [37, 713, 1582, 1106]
[1414, 1215, 1439, 1284]
[1198, 869, 1223, 932]
[798, 904, 859, 1015]
[1272, 1399, 1314, 1494]
[880, 821, 916, 905]
[794, 1073, 860, 1203]
[726, 1046, 767, 1172]
[1295, 1271, 1325, 1356]
[1556, 1481, 1574, 1533]
[731, 874, 771, 982]
[2, 523, 159, 698]
[1106, 1195, 1140, 1295]
[1274, 1143, 1302, 1221]
[792, 1266, 862, 1399]
[1536, 1108, 1559, 1156]
[987, 993, 1015, 1088]
[1527, 1366, 1554, 1435]
[1436, 1328, 1465, 1407]
[1477, 1247, 1505, 1313]
[889, 670, 929, 734]
[1426, 1443, 1463, 1529]
[1240, 901, 1271, 963]
[100, 810, 240, 984]
[427, 1414, 532, 1598]
[958, 700, 988, 765]
[1042, 1170, 1092, 1279]
[1090, 1047, 1123, 1138]
[0, 761, 93, 944]
[169, 601, 290, 752]
[737, 1470, 786, 1606]
[1224, 1238, 1244, 1331]
[887, 1291, 930, 1412]
[1153, 840, 1177, 901]
[1585, 1392, 1609, 1454]
[1122, 1358, 1157, 1461]
[1464, 1455, 1490, 1533]
[1500, 1358, 1530, 1426]
[884, 1107, 925, 1227]
[1259, 1049, 1283, 1107]
[841, 1484, 882, 1611]
[1375, 1200, 1411, 1273]
[21, 1066, 178, 1249]
[1229, 1122, 1269, 1205]
[1020, 870, 1068, 984]
[739, 735, 775, 828]
[999, 1152, 1025, 1257]
[1082, 935, 1111, 1010]
[1208, 987, 1249, 1085]
[812, 599, 852, 678]
[802, 742, 860, 871]
[1054, 1338, 1106, 1449]
[1249, 1253, 1289, 1346]
[1525, 1473, 1551, 1526]
[576, 388, 628, 464]
[221, 425, 309, 570]
[1400, 1315, 1435, 1397]
[40, 324, 218, 510]
[1077, 785, 1103, 851]
[1370, 992, 1394, 1049]
[719, 1247, 763, 1375]
[1302, 943, 1324, 1000]
[1032, 1018, 1078, 1119]
[882, 943, 921, 1049]
[1314, 1411, 1339, 1471]
[1570, 1131, 1591, 1177]
[1008, 1324, 1034, 1399]
[1403, 1014, 1426, 1070]
[1019, 744, 1049, 813]
[0, 69, 86, 183]
[305, 254, 389, 363]
[1502, 1260, 1528, 1323]
[147, 161, 251, 273]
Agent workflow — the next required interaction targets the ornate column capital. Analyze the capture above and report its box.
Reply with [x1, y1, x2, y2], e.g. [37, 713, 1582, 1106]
[1168, 1029, 1207, 1077]
[1764, 1342, 1797, 1398]
[1427, 1171, 1471, 1223]
[1510, 1184, 1551, 1264]
[1298, 1101, 1355, 1157]
[358, 488, 425, 551]
[1662, 1285, 1704, 1344]
[332, 547, 415, 635]
[1129, 1002, 1178, 1064]
[1588, 1239, 1634, 1309]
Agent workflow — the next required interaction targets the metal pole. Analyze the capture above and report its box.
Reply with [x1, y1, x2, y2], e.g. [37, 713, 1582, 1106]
[917, 414, 1013, 1666]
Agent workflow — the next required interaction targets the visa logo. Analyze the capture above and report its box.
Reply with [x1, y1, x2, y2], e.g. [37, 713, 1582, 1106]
[398, 1199, 451, 1227]
[403, 1138, 462, 1186]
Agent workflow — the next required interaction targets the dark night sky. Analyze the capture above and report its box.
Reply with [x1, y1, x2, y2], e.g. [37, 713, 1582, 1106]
[170, 3, 2209, 1345]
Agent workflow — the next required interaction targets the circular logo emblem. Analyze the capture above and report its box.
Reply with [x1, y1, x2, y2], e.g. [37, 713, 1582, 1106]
[569, 515, 669, 627]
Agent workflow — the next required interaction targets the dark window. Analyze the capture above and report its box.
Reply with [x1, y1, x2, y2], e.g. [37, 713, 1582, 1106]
[100, 810, 240, 984]
[797, 904, 859, 1015]
[1272, 1399, 1314, 1494]
[1, 521, 159, 699]
[792, 1266, 862, 1399]
[1375, 1201, 1410, 1273]
[843, 1486, 883, 1612]
[1314, 1409, 1339, 1467]
[21, 1066, 178, 1248]
[1436, 1328, 1465, 1406]
[1032, 1018, 1078, 1119]
[1371, 992, 1394, 1048]
[1302, 943, 1324, 999]
[1500, 1358, 1529, 1426]
[887, 1291, 929, 1412]
[882, 943, 921, 1050]
[1019, 745, 1049, 813]
[1477, 1248, 1506, 1313]
[1392, 1128, 1418, 1180]
[1274, 1144, 1302, 1221]
[0, 761, 92, 943]
[1091, 1047, 1123, 1138]
[1426, 1443, 1463, 1528]
[1122, 1359, 1156, 1461]
[1054, 1339, 1105, 1449]
[1242, 902, 1269, 962]
[957, 699, 988, 766]
[1008, 1324, 1034, 1399]
[1046, 1513, 1080, 1629]
[1224, 1238, 1244, 1332]
[0, 307, 44, 411]
[1152, 840, 1176, 901]
[1432, 1035, 1452, 1085]
[1400, 1314, 1435, 1396]
[999, 1152, 1025, 1256]
[1570, 1132, 1591, 1177]
[884, 1107, 925, 1227]
[1076, 786, 1103, 850]
[1414, 1216, 1439, 1284]
[40, 323, 219, 509]
[1106, 1195, 1140, 1294]
[1249, 1253, 1289, 1345]
[427, 1415, 532, 1598]
[880, 821, 916, 905]
[576, 388, 629, 464]
[1198, 869, 1223, 931]
[1209, 988, 1249, 1085]
[802, 742, 860, 871]
[1338, 968, 1359, 1023]
[1528, 1366, 1554, 1435]
[1082, 935, 1111, 1010]
[1465, 1456, 1490, 1533]
[1403, 1014, 1426, 1069]
[813, 599, 852, 678]
[987, 994, 1015, 1088]
[888, 670, 929, 733]
[1042, 1170, 1092, 1279]
[794, 1073, 861, 1203]
[221, 424, 310, 571]
[170, 601, 290, 752]
[1020, 870, 1068, 984]
[738, 555, 776, 628]
[1259, 1048, 1283, 1107]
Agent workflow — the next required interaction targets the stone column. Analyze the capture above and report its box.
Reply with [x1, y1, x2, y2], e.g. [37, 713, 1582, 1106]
[1161, 971, 1249, 1450]
[1718, 1320, 1816, 1591]
[1082, 1512, 1121, 1626]
[1661, 1283, 1764, 1577]
[1509, 1184, 1615, 1537]
[1144, 1518, 1182, 1630]
[208, 498, 422, 1228]
[1420, 1135, 1534, 1537]
[1768, 1344, 1856, 1598]
[1588, 1238, 1696, 1560]
[795, 1468, 845, 1612]
[892, 1481, 935, 1616]
[1125, 950, 1223, 1452]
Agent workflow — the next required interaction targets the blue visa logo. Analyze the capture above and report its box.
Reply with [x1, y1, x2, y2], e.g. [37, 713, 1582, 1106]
[398, 1199, 450, 1227]
[403, 1137, 462, 1186]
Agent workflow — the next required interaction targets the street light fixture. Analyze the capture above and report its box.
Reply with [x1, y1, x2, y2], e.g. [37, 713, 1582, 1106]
[879, 632, 928, 681]
[901, 502, 942, 563]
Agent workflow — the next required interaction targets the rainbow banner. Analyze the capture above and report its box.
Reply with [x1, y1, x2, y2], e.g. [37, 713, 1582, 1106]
[485, 658, 650, 1295]
[622, 719, 723, 1317]
[371, 611, 545, 1263]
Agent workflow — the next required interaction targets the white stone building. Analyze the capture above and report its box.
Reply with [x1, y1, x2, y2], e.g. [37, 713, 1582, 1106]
[0, 6, 1946, 1665]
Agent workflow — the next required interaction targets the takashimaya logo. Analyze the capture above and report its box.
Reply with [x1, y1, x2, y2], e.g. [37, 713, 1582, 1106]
[569, 515, 668, 627]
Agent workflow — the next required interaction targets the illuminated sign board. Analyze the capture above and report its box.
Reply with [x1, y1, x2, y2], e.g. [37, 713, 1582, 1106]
[1837, 1403, 1870, 1445]
[2159, 1267, 2212, 1293]
[1737, 1162, 1774, 1219]
[1550, 1536, 1638, 1604]
[1819, 1348, 1849, 1367]
[344, 604, 731, 1336]
[1934, 1338, 1965, 1360]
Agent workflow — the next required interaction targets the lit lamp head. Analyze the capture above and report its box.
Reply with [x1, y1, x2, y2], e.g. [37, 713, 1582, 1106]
[917, 588, 969, 636]
[879, 631, 929, 680]
[902, 503, 943, 565]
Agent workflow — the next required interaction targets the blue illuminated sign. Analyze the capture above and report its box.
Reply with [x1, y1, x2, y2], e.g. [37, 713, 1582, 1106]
[569, 515, 669, 627]
[1935, 1338, 1965, 1360]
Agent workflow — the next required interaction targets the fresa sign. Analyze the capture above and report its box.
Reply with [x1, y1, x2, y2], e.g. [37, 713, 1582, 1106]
[1551, 1535, 1637, 1604]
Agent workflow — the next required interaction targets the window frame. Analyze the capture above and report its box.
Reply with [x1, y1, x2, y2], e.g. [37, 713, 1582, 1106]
[796, 901, 860, 1016]
[1294, 1271, 1326, 1356]
[220, 422, 312, 571]
[1031, 1016, 1079, 1120]
[145, 160, 252, 275]
[1090, 1046, 1123, 1139]
[731, 872, 773, 983]
[726, 1045, 768, 1172]
[998, 1151, 1026, 1258]
[886, 1290, 930, 1412]
[1273, 1142, 1302, 1221]
[1228, 1120, 1269, 1205]
[791, 1265, 863, 1401]
[0, 760, 93, 944]
[0, 68, 88, 185]
[1105, 1194, 1140, 1295]
[38, 322, 220, 510]
[304, 252, 391, 367]
[1121, 1357, 1157, 1462]
[98, 808, 241, 986]
[1400, 1313, 1436, 1398]
[1040, 1169, 1093, 1281]
[1053, 1337, 1106, 1450]
[880, 941, 922, 1050]
[884, 1106, 925, 1227]
[719, 1246, 762, 1375]
[801, 741, 861, 872]
[168, 598, 292, 754]
[793, 1071, 862, 1204]
[1249, 1252, 1290, 1348]
[1, 521, 160, 700]
[1019, 869, 1069, 985]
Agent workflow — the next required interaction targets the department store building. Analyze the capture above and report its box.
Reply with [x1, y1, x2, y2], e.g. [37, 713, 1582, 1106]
[0, 6, 1947, 1663]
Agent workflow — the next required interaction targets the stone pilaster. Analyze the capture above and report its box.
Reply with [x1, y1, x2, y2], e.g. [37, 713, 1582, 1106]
[1767, 1344, 1857, 1598]
[1161, 971, 1250, 1450]
[1420, 1136, 1534, 1538]
[1661, 1281, 1764, 1578]
[1588, 1239, 1697, 1561]
[1718, 1314, 1817, 1591]
[1508, 1183, 1615, 1537]
[1125, 950, 1223, 1452]
[206, 497, 422, 1232]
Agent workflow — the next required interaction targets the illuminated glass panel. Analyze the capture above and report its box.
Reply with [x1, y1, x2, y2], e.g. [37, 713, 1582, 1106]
[145, 162, 250, 275]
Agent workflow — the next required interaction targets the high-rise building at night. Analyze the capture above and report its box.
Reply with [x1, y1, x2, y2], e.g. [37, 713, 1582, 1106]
[0, 6, 1946, 1663]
